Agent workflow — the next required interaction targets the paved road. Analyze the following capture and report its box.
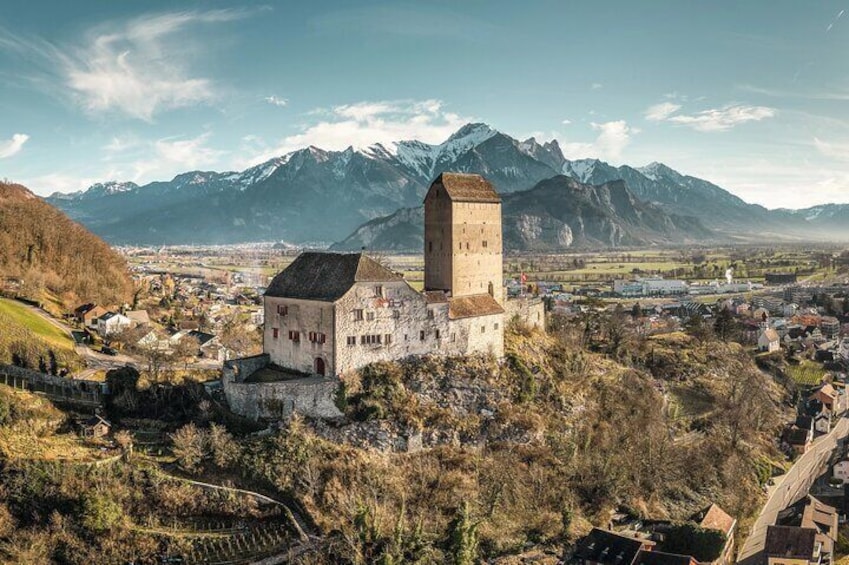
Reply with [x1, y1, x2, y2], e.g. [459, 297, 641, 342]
[737, 415, 849, 564]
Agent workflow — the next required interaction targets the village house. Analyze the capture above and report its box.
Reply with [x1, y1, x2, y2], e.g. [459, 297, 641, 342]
[768, 496, 838, 564]
[758, 328, 781, 352]
[78, 414, 111, 439]
[96, 311, 133, 337]
[764, 526, 817, 565]
[810, 383, 839, 413]
[78, 304, 108, 329]
[572, 528, 654, 564]
[694, 503, 736, 565]
[783, 422, 814, 455]
[124, 309, 151, 326]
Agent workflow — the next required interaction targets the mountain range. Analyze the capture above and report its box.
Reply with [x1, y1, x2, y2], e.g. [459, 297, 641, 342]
[45, 123, 849, 250]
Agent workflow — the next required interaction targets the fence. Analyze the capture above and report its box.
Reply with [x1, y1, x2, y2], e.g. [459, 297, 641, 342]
[0, 363, 106, 406]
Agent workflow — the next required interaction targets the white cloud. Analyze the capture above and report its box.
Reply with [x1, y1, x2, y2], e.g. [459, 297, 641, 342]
[559, 120, 634, 161]
[561, 119, 572, 125]
[0, 133, 29, 158]
[591, 83, 603, 90]
[1, 9, 253, 121]
[237, 99, 474, 167]
[264, 96, 288, 107]
[649, 103, 776, 132]
[130, 132, 226, 179]
[644, 102, 682, 121]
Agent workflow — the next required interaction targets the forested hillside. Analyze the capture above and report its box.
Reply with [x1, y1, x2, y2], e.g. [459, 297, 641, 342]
[0, 182, 131, 307]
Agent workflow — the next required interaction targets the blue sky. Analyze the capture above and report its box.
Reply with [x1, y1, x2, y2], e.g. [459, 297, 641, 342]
[1, 1, 849, 209]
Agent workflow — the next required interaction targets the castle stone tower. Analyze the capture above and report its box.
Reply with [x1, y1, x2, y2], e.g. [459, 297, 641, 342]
[424, 173, 503, 304]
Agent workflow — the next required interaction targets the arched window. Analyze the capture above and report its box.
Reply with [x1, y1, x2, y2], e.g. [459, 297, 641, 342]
[314, 357, 326, 376]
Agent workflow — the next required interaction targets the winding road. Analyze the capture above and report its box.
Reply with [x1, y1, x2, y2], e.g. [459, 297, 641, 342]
[737, 415, 849, 564]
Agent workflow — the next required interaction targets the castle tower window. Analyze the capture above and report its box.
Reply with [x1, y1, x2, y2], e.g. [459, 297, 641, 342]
[288, 330, 300, 342]
[347, 336, 356, 346]
[366, 311, 375, 321]
[374, 285, 383, 298]
[428, 241, 433, 252]
[420, 330, 425, 341]
[272, 328, 279, 339]
[384, 334, 392, 345]
[354, 309, 364, 321]
[435, 329, 440, 339]
[481, 326, 486, 333]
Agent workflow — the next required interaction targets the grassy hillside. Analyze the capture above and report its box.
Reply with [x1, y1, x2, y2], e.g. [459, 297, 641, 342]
[0, 299, 74, 352]
[0, 299, 80, 372]
[0, 181, 132, 308]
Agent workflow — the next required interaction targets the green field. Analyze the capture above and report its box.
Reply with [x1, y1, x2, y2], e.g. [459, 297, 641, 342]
[0, 298, 75, 351]
[786, 360, 826, 386]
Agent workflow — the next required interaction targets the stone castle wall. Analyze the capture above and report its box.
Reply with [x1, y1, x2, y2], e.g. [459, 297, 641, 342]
[222, 355, 343, 421]
[504, 297, 545, 330]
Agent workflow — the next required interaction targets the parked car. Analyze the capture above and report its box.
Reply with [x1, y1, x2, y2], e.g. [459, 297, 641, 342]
[100, 346, 117, 356]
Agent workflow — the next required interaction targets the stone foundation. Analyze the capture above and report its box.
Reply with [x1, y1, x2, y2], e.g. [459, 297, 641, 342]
[222, 356, 342, 421]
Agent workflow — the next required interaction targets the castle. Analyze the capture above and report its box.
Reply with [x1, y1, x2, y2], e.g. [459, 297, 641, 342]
[223, 173, 543, 420]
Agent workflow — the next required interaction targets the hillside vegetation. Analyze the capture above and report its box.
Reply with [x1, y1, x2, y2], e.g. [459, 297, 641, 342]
[0, 299, 80, 371]
[0, 182, 131, 307]
[159, 317, 790, 563]
[0, 308, 792, 563]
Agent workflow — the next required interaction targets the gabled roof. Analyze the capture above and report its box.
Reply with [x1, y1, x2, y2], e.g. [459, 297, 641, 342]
[764, 525, 816, 558]
[759, 328, 780, 342]
[574, 528, 652, 564]
[83, 414, 111, 428]
[426, 172, 500, 203]
[188, 330, 217, 346]
[265, 252, 403, 302]
[697, 503, 736, 536]
[448, 294, 504, 320]
[125, 310, 150, 324]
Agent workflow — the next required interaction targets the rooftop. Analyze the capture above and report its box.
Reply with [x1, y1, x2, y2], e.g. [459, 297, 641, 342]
[265, 252, 403, 302]
[428, 172, 500, 203]
[448, 294, 505, 320]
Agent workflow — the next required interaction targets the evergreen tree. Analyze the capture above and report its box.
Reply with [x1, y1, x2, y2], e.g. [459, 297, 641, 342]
[447, 502, 478, 565]
[713, 307, 737, 342]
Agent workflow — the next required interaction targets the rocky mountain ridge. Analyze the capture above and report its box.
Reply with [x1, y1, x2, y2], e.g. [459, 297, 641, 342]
[44, 122, 849, 247]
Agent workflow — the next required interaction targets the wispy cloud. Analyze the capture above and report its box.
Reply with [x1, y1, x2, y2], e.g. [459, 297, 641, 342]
[644, 102, 681, 121]
[591, 83, 603, 90]
[560, 120, 635, 161]
[827, 9, 845, 32]
[645, 100, 775, 132]
[0, 9, 255, 121]
[814, 137, 849, 161]
[237, 99, 474, 167]
[0, 133, 29, 158]
[264, 95, 288, 107]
